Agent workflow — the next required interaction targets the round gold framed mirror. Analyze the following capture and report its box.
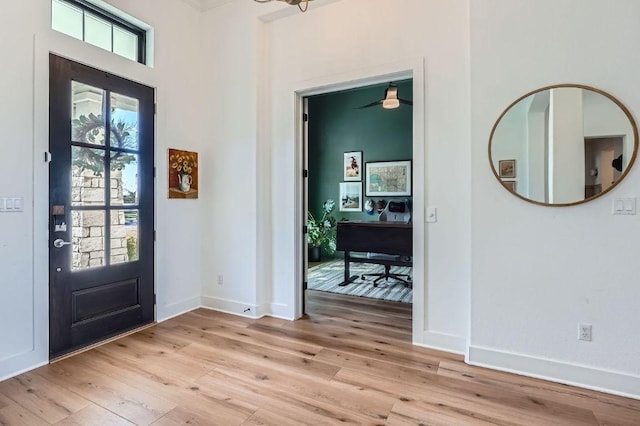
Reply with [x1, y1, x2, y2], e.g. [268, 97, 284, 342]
[489, 84, 638, 206]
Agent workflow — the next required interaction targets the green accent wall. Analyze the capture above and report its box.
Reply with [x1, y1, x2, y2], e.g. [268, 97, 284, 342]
[307, 80, 413, 224]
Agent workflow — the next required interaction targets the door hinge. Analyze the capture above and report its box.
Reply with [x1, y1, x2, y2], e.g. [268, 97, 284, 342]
[303, 113, 308, 122]
[303, 225, 308, 234]
[303, 281, 308, 289]
[153, 293, 157, 305]
[153, 166, 156, 178]
[303, 169, 308, 178]
[153, 230, 156, 241]
[44, 151, 52, 163]
[154, 103, 157, 115]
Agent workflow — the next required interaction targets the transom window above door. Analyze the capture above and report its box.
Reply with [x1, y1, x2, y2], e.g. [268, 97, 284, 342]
[51, 0, 149, 64]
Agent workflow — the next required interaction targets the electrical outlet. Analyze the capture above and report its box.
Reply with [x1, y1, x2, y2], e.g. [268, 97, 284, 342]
[217, 275, 223, 285]
[578, 324, 592, 341]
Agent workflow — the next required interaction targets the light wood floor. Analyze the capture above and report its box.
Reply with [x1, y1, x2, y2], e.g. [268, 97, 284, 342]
[0, 290, 639, 425]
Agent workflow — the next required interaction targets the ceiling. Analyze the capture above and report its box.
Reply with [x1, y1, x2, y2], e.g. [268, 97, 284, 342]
[181, 0, 236, 12]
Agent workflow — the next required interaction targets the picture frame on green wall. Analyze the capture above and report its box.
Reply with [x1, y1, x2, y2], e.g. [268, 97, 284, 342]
[339, 182, 362, 212]
[343, 151, 362, 181]
[365, 160, 412, 196]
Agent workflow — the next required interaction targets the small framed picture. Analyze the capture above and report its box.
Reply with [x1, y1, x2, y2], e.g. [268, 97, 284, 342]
[499, 159, 516, 178]
[503, 180, 516, 192]
[343, 151, 362, 181]
[339, 182, 362, 212]
[168, 148, 199, 199]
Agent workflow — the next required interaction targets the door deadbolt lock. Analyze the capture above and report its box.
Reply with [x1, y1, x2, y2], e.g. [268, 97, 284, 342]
[53, 238, 72, 248]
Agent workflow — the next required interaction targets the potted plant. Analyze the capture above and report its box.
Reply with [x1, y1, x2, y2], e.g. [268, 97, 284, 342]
[307, 199, 337, 261]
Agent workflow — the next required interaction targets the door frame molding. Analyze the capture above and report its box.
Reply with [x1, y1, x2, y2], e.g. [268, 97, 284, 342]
[291, 57, 427, 344]
[33, 31, 159, 364]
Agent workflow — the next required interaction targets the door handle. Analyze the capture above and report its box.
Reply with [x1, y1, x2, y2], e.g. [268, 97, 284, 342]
[53, 238, 72, 248]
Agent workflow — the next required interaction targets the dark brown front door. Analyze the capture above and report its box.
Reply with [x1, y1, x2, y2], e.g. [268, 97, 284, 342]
[49, 54, 155, 359]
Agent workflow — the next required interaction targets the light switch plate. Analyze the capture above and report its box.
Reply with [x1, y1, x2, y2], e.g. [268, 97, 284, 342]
[613, 197, 636, 215]
[0, 197, 24, 212]
[426, 207, 437, 223]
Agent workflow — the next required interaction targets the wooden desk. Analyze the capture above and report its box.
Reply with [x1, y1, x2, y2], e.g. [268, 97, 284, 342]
[336, 221, 412, 286]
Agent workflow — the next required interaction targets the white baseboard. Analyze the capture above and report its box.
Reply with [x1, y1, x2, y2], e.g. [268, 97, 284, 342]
[201, 296, 262, 319]
[268, 302, 293, 320]
[417, 330, 467, 355]
[0, 360, 49, 383]
[157, 296, 201, 322]
[468, 345, 640, 400]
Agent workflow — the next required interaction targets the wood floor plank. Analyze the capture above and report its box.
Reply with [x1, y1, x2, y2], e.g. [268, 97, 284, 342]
[285, 313, 412, 342]
[34, 359, 175, 425]
[169, 313, 324, 359]
[248, 321, 455, 370]
[0, 404, 50, 426]
[0, 291, 637, 425]
[335, 367, 600, 425]
[196, 369, 381, 425]
[167, 327, 341, 381]
[437, 360, 640, 421]
[54, 404, 135, 425]
[314, 348, 438, 385]
[150, 406, 215, 425]
[208, 362, 397, 422]
[74, 347, 255, 425]
[0, 393, 13, 409]
[0, 371, 90, 424]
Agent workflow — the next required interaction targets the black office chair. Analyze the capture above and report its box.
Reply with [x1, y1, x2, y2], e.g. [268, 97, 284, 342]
[361, 256, 412, 287]
[361, 200, 412, 287]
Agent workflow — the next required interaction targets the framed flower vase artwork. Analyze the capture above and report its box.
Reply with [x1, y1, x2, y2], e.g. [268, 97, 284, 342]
[343, 151, 362, 181]
[168, 148, 198, 199]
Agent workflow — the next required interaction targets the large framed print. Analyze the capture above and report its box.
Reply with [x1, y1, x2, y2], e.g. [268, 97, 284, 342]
[343, 151, 362, 181]
[365, 160, 412, 196]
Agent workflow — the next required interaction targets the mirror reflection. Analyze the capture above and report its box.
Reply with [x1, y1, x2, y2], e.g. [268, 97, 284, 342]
[489, 85, 638, 205]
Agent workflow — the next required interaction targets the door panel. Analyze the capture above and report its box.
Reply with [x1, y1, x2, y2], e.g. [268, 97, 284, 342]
[49, 54, 154, 359]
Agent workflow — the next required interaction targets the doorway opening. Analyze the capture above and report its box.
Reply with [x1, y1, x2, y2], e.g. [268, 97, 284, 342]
[302, 80, 414, 326]
[584, 136, 624, 198]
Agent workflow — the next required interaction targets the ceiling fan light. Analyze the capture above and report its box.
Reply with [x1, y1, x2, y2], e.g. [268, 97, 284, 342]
[382, 99, 400, 109]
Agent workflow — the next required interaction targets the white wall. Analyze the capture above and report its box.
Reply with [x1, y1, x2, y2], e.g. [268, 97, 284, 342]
[199, 1, 261, 316]
[549, 88, 585, 203]
[200, 0, 472, 350]
[491, 99, 528, 194]
[470, 0, 640, 397]
[0, 0, 204, 380]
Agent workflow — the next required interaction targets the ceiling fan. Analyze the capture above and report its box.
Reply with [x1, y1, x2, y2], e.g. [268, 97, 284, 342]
[253, 0, 313, 13]
[356, 83, 413, 110]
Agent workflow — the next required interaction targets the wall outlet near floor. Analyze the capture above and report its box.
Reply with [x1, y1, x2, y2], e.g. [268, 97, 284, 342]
[217, 275, 223, 285]
[578, 323, 592, 341]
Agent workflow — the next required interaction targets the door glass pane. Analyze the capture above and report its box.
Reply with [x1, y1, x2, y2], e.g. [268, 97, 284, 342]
[72, 147, 106, 206]
[72, 81, 106, 145]
[72, 210, 106, 271]
[111, 210, 138, 264]
[52, 0, 83, 40]
[111, 92, 139, 150]
[111, 153, 138, 206]
[85, 13, 112, 51]
[113, 27, 138, 62]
